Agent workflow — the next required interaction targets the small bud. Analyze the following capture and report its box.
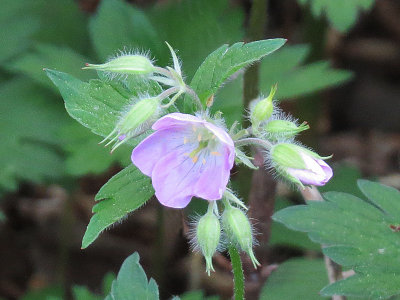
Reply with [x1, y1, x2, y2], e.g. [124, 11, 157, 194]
[222, 207, 260, 268]
[269, 143, 333, 187]
[196, 211, 221, 275]
[250, 85, 277, 129]
[265, 120, 309, 139]
[101, 97, 160, 151]
[83, 55, 155, 76]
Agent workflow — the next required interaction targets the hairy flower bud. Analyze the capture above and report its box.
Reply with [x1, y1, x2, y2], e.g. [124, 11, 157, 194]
[101, 97, 160, 152]
[196, 211, 221, 275]
[265, 120, 309, 139]
[270, 143, 333, 187]
[84, 54, 155, 76]
[222, 207, 260, 268]
[250, 85, 277, 129]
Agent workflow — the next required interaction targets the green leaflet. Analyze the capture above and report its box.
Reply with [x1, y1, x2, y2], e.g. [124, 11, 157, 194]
[186, 39, 286, 112]
[81, 165, 154, 249]
[273, 180, 400, 299]
[45, 69, 161, 139]
[104, 253, 159, 300]
[298, 0, 375, 32]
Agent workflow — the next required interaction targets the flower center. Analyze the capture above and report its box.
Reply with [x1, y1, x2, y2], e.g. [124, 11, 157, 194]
[184, 126, 220, 164]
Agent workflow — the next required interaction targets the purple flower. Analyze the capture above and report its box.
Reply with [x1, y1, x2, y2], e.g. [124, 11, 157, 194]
[270, 143, 333, 187]
[286, 152, 333, 186]
[131, 113, 235, 208]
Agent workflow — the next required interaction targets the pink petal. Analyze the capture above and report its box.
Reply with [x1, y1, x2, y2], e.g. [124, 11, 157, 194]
[152, 112, 204, 130]
[193, 146, 233, 200]
[151, 148, 204, 208]
[131, 127, 192, 176]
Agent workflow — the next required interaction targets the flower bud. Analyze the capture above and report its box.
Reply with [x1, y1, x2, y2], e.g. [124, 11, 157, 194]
[83, 55, 155, 75]
[196, 211, 221, 275]
[270, 143, 333, 187]
[250, 85, 277, 129]
[222, 207, 260, 268]
[101, 97, 160, 152]
[265, 120, 309, 139]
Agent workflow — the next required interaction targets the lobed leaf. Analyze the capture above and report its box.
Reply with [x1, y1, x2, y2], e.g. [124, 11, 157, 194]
[104, 252, 159, 300]
[273, 180, 400, 299]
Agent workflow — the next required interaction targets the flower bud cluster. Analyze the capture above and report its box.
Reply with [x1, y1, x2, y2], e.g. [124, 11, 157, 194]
[192, 196, 259, 275]
[238, 85, 332, 187]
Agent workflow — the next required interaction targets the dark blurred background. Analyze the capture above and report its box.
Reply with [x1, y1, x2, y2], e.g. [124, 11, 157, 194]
[0, 0, 399, 299]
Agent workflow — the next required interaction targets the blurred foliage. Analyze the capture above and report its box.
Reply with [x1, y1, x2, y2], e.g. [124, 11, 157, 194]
[298, 0, 375, 32]
[0, 0, 352, 195]
[273, 180, 400, 299]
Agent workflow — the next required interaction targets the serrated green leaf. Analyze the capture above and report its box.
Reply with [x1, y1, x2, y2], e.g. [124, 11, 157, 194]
[45, 69, 161, 138]
[105, 252, 159, 300]
[0, 78, 67, 193]
[260, 258, 328, 299]
[298, 0, 375, 32]
[90, 0, 160, 61]
[273, 180, 400, 299]
[82, 165, 154, 248]
[6, 44, 91, 91]
[187, 39, 286, 111]
[260, 44, 352, 100]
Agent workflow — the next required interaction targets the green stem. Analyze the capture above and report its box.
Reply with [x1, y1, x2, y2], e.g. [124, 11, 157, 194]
[229, 246, 245, 300]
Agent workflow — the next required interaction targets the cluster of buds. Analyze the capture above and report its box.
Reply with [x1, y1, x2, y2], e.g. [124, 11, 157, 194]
[83, 43, 202, 152]
[239, 86, 333, 187]
[192, 191, 259, 275]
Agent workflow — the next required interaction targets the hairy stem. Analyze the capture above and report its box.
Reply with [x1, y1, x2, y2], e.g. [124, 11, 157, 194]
[235, 137, 272, 149]
[229, 246, 245, 300]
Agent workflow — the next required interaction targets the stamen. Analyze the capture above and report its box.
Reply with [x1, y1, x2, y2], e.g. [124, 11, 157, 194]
[183, 137, 188, 144]
[211, 151, 221, 156]
[192, 156, 198, 163]
[197, 134, 202, 142]
[202, 159, 206, 165]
